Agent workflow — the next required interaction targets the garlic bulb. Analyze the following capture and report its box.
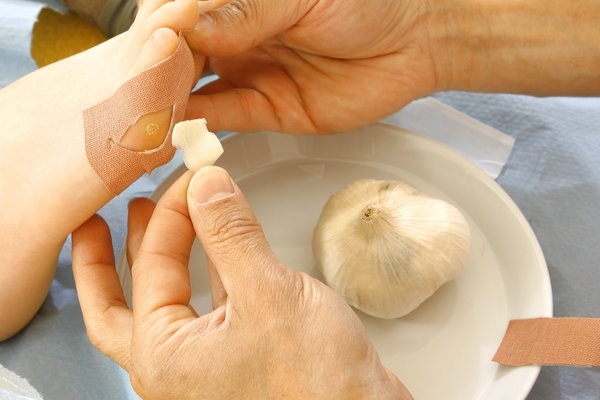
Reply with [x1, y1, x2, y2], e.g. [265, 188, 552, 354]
[172, 118, 223, 171]
[312, 179, 471, 319]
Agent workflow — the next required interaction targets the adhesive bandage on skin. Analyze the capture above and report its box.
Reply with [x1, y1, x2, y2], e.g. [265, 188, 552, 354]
[83, 37, 195, 195]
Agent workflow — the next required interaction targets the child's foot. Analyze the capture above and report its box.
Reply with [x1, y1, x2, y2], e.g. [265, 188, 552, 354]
[0, 0, 203, 340]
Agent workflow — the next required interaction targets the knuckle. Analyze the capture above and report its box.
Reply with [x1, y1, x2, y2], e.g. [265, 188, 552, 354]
[82, 305, 123, 351]
[82, 312, 108, 348]
[205, 206, 263, 248]
[84, 324, 104, 350]
[223, 0, 252, 20]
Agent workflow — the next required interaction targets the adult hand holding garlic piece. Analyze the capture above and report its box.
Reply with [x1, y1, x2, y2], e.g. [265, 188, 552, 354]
[71, 166, 413, 400]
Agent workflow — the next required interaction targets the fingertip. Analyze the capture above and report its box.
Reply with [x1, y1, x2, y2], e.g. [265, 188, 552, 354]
[188, 166, 235, 205]
[187, 3, 261, 57]
[194, 12, 215, 33]
[72, 214, 114, 268]
[72, 214, 110, 254]
[127, 197, 156, 219]
[73, 213, 108, 236]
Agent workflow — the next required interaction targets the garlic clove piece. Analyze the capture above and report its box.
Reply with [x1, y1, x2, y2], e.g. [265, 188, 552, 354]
[172, 118, 224, 171]
[312, 179, 471, 319]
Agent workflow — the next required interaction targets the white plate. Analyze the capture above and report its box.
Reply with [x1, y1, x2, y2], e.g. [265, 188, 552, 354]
[117, 123, 552, 400]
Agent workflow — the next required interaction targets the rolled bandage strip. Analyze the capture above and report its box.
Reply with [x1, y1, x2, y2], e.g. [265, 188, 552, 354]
[83, 36, 195, 195]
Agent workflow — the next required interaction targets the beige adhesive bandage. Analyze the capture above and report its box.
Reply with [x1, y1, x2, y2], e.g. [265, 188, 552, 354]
[493, 317, 600, 367]
[84, 36, 195, 195]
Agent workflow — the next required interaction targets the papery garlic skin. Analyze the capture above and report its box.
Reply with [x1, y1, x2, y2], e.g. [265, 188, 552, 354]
[312, 179, 471, 319]
[172, 118, 224, 171]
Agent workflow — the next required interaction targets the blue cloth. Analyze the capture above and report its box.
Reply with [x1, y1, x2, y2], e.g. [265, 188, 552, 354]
[436, 92, 600, 400]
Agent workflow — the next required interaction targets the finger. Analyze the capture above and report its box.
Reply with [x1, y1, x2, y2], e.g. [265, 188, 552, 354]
[206, 256, 227, 309]
[185, 50, 319, 133]
[71, 214, 133, 371]
[131, 171, 198, 318]
[191, 50, 208, 83]
[186, 73, 311, 133]
[126, 198, 156, 267]
[186, 0, 311, 57]
[186, 87, 282, 133]
[186, 166, 290, 298]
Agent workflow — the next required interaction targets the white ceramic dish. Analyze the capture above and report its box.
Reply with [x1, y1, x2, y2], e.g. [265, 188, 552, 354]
[117, 123, 552, 400]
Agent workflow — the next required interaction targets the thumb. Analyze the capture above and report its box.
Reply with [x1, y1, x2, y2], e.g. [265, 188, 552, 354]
[187, 166, 287, 295]
[186, 0, 310, 57]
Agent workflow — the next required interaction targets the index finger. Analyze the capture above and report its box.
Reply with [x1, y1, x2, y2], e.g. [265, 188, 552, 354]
[131, 170, 197, 318]
[72, 214, 133, 371]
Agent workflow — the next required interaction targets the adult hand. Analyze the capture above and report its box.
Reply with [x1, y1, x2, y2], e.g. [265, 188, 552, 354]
[185, 0, 442, 134]
[185, 0, 600, 134]
[72, 166, 413, 400]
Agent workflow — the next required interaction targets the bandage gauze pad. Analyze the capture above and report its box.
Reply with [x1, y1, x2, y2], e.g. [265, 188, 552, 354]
[172, 118, 223, 171]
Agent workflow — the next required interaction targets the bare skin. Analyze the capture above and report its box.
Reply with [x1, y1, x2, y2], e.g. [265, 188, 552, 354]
[184, 0, 600, 134]
[0, 0, 203, 341]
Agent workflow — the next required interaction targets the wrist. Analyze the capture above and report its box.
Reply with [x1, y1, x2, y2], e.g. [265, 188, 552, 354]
[314, 361, 413, 400]
[344, 369, 414, 400]
[269, 353, 413, 399]
[426, 0, 600, 95]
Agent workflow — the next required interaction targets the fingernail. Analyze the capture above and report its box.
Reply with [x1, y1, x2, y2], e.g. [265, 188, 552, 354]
[189, 166, 235, 204]
[195, 13, 214, 32]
